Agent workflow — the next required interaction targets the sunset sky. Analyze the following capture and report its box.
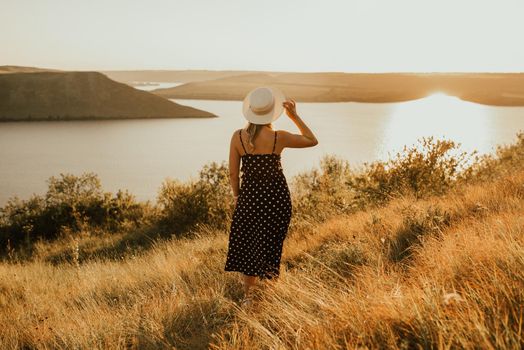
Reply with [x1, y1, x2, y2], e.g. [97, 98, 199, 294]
[1, 0, 523, 72]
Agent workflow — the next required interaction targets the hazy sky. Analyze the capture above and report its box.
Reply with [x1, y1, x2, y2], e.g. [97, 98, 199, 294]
[1, 0, 523, 72]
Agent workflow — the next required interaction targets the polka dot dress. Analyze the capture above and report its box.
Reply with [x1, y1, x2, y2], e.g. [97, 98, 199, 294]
[224, 129, 292, 279]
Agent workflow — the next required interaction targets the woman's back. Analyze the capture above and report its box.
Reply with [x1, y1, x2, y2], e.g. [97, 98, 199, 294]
[239, 126, 282, 155]
[238, 128, 284, 179]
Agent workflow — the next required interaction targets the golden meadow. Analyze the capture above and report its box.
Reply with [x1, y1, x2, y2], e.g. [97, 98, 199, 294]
[1, 133, 523, 349]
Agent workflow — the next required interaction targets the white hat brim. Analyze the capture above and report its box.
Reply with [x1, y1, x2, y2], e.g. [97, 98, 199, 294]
[242, 86, 286, 124]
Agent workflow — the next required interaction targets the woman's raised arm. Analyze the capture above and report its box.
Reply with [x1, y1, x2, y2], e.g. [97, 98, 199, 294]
[281, 99, 318, 148]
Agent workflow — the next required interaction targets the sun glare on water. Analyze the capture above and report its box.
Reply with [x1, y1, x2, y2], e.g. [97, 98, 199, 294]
[379, 91, 491, 160]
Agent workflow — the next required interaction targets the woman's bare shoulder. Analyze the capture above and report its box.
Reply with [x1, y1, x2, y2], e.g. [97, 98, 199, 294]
[276, 129, 291, 138]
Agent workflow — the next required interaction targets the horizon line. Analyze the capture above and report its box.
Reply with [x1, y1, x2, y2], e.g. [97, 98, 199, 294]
[2, 65, 524, 75]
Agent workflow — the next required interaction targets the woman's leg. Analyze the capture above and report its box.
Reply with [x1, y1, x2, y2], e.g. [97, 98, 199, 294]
[242, 274, 257, 297]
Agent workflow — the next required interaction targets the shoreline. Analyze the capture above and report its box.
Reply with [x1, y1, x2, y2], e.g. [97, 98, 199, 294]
[163, 93, 524, 107]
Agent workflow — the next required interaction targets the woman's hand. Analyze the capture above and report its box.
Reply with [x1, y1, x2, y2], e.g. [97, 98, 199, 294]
[282, 99, 298, 119]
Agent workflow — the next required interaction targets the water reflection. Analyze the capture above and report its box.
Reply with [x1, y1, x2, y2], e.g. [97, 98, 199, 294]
[131, 82, 184, 91]
[380, 92, 491, 159]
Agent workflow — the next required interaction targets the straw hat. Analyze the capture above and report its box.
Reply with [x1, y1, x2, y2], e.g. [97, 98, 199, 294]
[242, 86, 286, 125]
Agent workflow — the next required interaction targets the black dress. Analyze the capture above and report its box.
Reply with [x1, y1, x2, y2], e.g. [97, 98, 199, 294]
[224, 129, 293, 279]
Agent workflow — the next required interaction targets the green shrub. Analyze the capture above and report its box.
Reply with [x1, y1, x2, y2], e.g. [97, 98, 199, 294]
[0, 172, 146, 253]
[156, 178, 208, 235]
[351, 136, 473, 205]
[0, 194, 46, 250]
[156, 161, 234, 236]
[460, 131, 524, 183]
[290, 155, 356, 225]
[289, 137, 474, 226]
[43, 172, 106, 233]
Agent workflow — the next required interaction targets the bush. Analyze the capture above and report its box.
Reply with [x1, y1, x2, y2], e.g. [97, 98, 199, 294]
[351, 136, 473, 205]
[0, 172, 147, 253]
[290, 155, 356, 224]
[289, 137, 474, 226]
[460, 131, 524, 183]
[156, 161, 234, 236]
[0, 194, 46, 251]
[43, 172, 106, 234]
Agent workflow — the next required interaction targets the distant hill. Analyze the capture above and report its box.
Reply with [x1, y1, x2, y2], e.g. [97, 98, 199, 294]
[5, 67, 523, 107]
[101, 70, 259, 84]
[0, 65, 62, 74]
[0, 71, 216, 121]
[151, 72, 524, 106]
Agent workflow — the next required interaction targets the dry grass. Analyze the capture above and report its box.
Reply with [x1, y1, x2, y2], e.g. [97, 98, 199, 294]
[1, 168, 523, 348]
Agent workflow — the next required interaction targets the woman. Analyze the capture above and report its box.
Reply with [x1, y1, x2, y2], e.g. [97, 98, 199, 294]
[224, 86, 318, 307]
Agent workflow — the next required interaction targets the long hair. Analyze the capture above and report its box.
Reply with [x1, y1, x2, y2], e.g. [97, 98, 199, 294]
[245, 122, 272, 153]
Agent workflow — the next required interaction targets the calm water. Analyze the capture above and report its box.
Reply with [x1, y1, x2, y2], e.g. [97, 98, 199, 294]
[129, 82, 184, 91]
[1, 92, 523, 205]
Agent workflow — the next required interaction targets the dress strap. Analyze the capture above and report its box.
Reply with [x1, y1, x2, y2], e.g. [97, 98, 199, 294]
[272, 130, 277, 154]
[239, 129, 249, 155]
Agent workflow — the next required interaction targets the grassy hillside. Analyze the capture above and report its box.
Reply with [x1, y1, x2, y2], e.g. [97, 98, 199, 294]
[0, 71, 216, 121]
[0, 133, 523, 349]
[152, 72, 524, 106]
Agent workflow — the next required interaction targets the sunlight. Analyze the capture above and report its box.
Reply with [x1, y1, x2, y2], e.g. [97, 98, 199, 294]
[379, 92, 491, 161]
